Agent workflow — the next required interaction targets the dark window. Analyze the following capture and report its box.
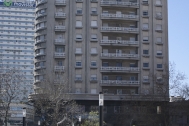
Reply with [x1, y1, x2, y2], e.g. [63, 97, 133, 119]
[143, 50, 149, 54]
[143, 63, 149, 67]
[157, 64, 162, 68]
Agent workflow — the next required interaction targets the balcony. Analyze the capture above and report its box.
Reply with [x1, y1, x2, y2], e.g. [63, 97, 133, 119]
[35, 39, 46, 44]
[36, 13, 47, 19]
[55, 12, 66, 18]
[101, 67, 139, 73]
[36, 26, 46, 32]
[55, 0, 66, 5]
[35, 45, 46, 50]
[101, 53, 139, 59]
[100, 40, 138, 46]
[35, 53, 45, 57]
[35, 66, 45, 71]
[101, 27, 138, 33]
[100, 1, 139, 8]
[54, 52, 65, 58]
[34, 79, 44, 84]
[101, 13, 138, 20]
[36, 0, 47, 7]
[54, 66, 65, 72]
[101, 80, 139, 86]
[55, 25, 66, 32]
[54, 39, 65, 45]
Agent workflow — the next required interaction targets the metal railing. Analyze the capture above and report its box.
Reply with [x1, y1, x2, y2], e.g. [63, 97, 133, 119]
[100, 40, 138, 45]
[54, 52, 65, 57]
[101, 13, 138, 19]
[101, 67, 139, 71]
[101, 53, 139, 58]
[101, 27, 138, 32]
[101, 80, 139, 85]
[55, 12, 66, 17]
[100, 1, 139, 6]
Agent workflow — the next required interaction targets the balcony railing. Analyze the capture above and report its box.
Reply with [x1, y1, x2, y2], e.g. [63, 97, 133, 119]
[101, 53, 139, 59]
[100, 40, 139, 45]
[54, 66, 65, 71]
[36, 26, 46, 32]
[101, 27, 138, 33]
[36, 0, 47, 6]
[36, 13, 46, 19]
[54, 39, 65, 45]
[55, 12, 66, 18]
[55, 25, 66, 31]
[101, 13, 138, 20]
[101, 67, 139, 72]
[54, 52, 65, 58]
[101, 80, 140, 85]
[36, 39, 46, 44]
[55, 0, 66, 5]
[35, 53, 45, 57]
[100, 1, 139, 7]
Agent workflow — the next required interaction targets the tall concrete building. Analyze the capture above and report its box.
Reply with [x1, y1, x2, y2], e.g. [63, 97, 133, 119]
[0, 0, 35, 125]
[33, 0, 168, 124]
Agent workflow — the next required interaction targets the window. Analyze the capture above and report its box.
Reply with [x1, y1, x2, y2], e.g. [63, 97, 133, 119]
[75, 48, 82, 54]
[91, 34, 97, 40]
[156, 37, 162, 43]
[116, 76, 122, 80]
[156, 12, 162, 19]
[76, 34, 82, 40]
[143, 63, 149, 67]
[143, 76, 149, 82]
[143, 11, 148, 16]
[91, 75, 97, 80]
[142, 0, 148, 4]
[91, 21, 97, 27]
[91, 61, 97, 67]
[142, 23, 149, 30]
[130, 63, 136, 67]
[76, 8, 82, 14]
[76, 21, 82, 27]
[55, 46, 64, 52]
[156, 0, 161, 5]
[143, 50, 149, 54]
[91, 89, 97, 94]
[157, 106, 161, 114]
[75, 88, 81, 93]
[102, 62, 109, 67]
[143, 36, 149, 41]
[91, 8, 97, 14]
[91, 48, 97, 54]
[157, 51, 162, 56]
[76, 61, 82, 67]
[156, 24, 162, 31]
[157, 77, 163, 83]
[157, 64, 162, 68]
[130, 76, 136, 81]
[57, 61, 63, 66]
[75, 74, 82, 81]
[114, 106, 121, 113]
[102, 76, 108, 80]
[117, 89, 122, 94]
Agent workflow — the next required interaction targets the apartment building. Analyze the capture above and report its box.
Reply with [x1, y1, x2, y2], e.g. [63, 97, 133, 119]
[33, 0, 168, 125]
[0, 0, 35, 125]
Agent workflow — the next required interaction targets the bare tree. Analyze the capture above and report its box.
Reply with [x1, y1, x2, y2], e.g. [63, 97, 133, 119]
[0, 68, 25, 126]
[30, 72, 79, 126]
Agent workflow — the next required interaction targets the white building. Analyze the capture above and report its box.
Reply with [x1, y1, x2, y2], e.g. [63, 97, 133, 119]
[0, 0, 35, 125]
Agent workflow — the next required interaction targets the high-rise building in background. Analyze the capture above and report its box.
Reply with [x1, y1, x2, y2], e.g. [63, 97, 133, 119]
[33, 0, 168, 125]
[0, 0, 35, 125]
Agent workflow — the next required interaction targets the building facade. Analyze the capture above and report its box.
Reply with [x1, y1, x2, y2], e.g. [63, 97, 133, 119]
[33, 0, 168, 125]
[0, 0, 35, 125]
